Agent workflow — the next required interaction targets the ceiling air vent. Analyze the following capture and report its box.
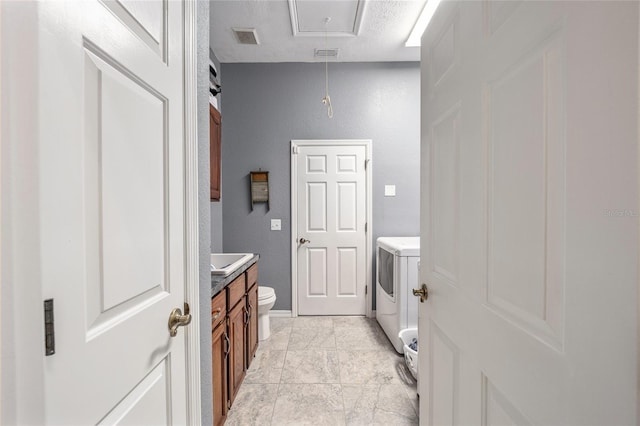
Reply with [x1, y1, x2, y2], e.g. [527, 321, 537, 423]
[314, 48, 339, 59]
[232, 28, 260, 45]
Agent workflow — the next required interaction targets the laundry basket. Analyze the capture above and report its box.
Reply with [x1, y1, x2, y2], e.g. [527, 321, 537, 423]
[398, 328, 418, 380]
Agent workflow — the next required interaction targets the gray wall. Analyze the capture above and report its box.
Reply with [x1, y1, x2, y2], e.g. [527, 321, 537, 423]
[220, 62, 420, 311]
[209, 49, 223, 253]
[197, 1, 213, 425]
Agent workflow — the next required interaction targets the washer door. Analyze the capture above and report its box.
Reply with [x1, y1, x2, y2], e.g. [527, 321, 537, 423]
[377, 247, 395, 300]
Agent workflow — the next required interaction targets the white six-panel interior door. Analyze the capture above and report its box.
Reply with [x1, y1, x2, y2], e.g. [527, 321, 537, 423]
[419, 1, 638, 424]
[292, 140, 372, 316]
[2, 1, 200, 424]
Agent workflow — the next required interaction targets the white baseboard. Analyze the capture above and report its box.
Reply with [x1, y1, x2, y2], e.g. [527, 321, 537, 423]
[269, 310, 293, 318]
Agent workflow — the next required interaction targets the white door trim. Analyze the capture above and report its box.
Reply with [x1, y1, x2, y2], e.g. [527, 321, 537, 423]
[183, 1, 202, 424]
[0, 2, 201, 423]
[290, 139, 373, 318]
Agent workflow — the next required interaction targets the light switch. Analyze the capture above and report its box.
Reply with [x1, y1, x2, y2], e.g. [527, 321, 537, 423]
[271, 219, 282, 231]
[384, 185, 396, 197]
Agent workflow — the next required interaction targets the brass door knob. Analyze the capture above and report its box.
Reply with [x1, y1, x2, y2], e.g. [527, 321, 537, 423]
[412, 284, 429, 303]
[168, 303, 192, 337]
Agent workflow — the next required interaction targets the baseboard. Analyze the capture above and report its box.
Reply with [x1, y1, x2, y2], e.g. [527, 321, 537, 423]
[269, 310, 293, 318]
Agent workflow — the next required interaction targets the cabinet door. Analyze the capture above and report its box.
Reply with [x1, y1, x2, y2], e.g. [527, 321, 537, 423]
[246, 283, 258, 367]
[211, 322, 228, 426]
[227, 300, 246, 405]
[210, 105, 221, 201]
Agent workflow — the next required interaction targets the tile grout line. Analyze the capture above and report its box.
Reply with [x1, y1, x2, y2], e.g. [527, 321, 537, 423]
[267, 381, 280, 426]
[254, 317, 418, 425]
[333, 319, 350, 426]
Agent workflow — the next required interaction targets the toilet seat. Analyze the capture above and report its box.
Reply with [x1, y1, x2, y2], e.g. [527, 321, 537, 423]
[258, 286, 275, 301]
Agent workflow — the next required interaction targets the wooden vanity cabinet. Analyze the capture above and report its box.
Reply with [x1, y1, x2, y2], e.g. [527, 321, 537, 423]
[226, 274, 246, 406]
[210, 105, 221, 201]
[245, 263, 259, 365]
[212, 261, 260, 425]
[211, 291, 228, 426]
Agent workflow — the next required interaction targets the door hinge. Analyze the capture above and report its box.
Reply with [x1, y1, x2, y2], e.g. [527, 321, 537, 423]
[365, 222, 368, 233]
[292, 145, 299, 154]
[365, 159, 370, 170]
[365, 285, 368, 295]
[44, 299, 55, 356]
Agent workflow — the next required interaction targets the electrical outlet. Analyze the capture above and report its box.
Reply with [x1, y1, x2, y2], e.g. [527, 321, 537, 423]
[271, 219, 282, 231]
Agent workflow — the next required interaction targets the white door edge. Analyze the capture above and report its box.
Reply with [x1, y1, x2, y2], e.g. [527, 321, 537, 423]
[1, 3, 46, 422]
[0, 2, 202, 423]
[183, 1, 202, 424]
[290, 139, 373, 318]
[637, 3, 640, 420]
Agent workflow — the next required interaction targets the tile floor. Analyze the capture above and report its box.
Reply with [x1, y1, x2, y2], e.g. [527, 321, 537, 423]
[225, 316, 419, 426]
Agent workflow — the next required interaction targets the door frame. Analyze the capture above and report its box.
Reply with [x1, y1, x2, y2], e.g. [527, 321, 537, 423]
[0, 2, 201, 423]
[183, 1, 202, 423]
[290, 139, 373, 318]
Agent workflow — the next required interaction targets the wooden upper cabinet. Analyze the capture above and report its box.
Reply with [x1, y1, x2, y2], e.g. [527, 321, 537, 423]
[210, 105, 221, 201]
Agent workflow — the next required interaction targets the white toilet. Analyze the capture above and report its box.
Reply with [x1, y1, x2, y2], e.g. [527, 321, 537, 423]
[257, 286, 276, 340]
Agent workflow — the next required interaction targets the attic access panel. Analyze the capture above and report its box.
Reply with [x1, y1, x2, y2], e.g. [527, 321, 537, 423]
[288, 0, 366, 37]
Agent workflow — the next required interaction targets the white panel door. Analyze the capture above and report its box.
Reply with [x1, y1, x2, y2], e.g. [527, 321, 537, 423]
[294, 141, 369, 315]
[20, 1, 190, 423]
[419, 1, 638, 425]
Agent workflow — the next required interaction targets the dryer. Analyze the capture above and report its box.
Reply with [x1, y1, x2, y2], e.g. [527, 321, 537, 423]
[376, 237, 420, 353]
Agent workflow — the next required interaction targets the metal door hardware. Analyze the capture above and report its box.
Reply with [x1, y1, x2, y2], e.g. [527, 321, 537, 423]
[168, 303, 192, 337]
[44, 299, 55, 356]
[412, 284, 429, 303]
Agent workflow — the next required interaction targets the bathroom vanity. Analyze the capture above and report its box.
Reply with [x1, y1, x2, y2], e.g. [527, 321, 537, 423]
[211, 255, 259, 426]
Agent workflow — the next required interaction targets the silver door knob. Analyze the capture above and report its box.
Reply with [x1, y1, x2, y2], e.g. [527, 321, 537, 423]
[168, 303, 192, 337]
[412, 284, 429, 303]
[299, 237, 311, 244]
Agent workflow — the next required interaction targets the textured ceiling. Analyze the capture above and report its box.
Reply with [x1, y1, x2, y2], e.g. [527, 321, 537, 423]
[209, 0, 426, 63]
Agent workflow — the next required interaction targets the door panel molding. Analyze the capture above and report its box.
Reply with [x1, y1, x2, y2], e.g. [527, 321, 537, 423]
[1, 1, 201, 423]
[291, 139, 373, 317]
[420, 1, 638, 424]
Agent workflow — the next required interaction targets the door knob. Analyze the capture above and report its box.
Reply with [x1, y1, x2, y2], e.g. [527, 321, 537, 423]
[412, 284, 429, 303]
[168, 303, 192, 337]
[299, 237, 311, 244]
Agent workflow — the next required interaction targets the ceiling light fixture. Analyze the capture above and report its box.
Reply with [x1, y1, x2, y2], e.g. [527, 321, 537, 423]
[405, 0, 442, 47]
[321, 17, 334, 119]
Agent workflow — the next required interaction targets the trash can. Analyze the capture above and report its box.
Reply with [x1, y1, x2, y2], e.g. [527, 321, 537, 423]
[398, 328, 418, 380]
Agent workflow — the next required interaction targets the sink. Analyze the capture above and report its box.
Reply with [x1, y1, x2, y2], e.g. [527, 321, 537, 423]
[210, 253, 253, 276]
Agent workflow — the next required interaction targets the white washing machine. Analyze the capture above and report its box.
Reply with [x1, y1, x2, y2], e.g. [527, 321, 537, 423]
[376, 237, 420, 353]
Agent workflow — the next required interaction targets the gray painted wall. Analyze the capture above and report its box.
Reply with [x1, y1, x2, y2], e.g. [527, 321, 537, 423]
[197, 1, 213, 425]
[220, 62, 420, 311]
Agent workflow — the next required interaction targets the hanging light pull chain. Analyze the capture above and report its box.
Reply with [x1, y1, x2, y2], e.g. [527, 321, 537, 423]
[322, 17, 334, 118]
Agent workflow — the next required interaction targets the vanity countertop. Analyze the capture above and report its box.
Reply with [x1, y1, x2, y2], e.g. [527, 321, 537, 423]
[210, 254, 259, 297]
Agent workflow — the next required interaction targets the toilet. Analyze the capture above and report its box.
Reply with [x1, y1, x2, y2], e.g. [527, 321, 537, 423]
[257, 286, 276, 340]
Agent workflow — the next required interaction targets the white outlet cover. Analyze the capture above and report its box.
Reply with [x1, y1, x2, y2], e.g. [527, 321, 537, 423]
[271, 219, 282, 230]
[384, 185, 396, 197]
